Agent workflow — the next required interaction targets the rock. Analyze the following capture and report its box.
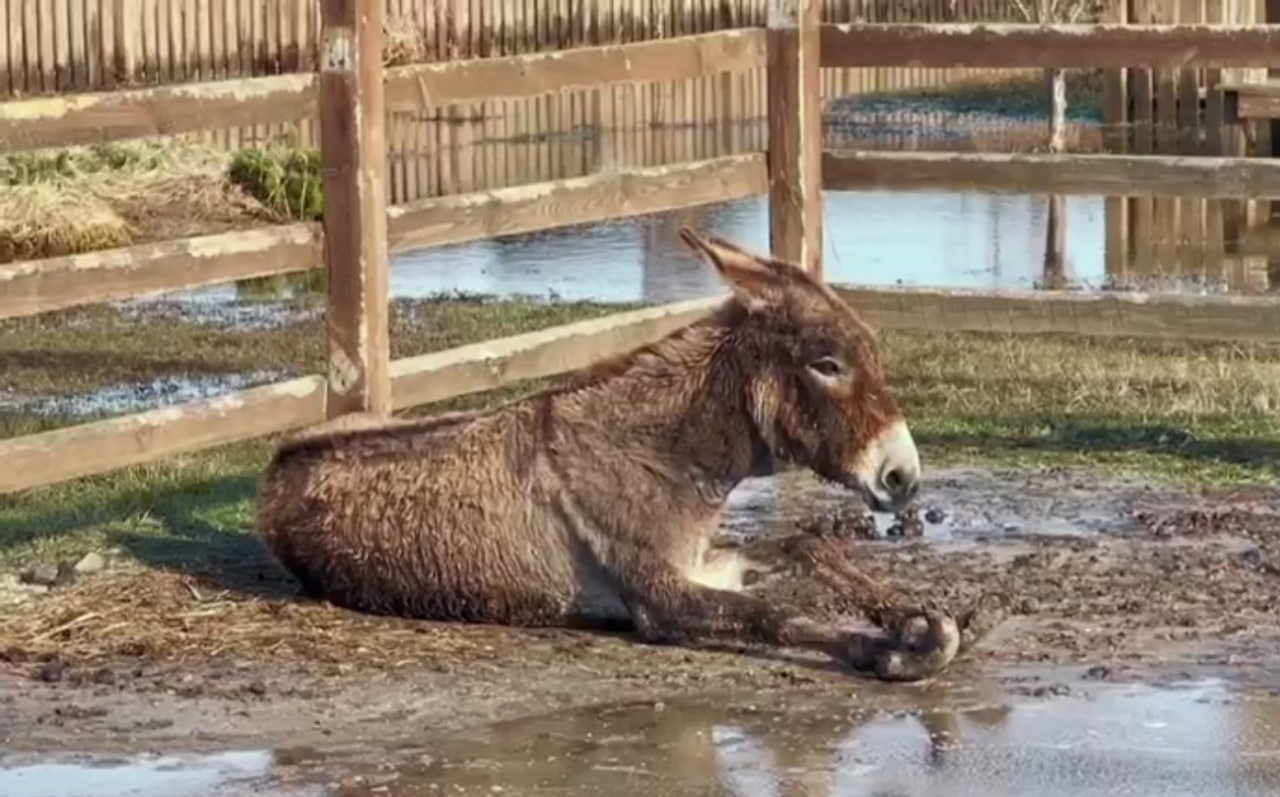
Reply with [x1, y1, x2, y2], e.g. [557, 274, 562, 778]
[1082, 664, 1113, 681]
[52, 562, 77, 587]
[91, 667, 116, 685]
[73, 552, 106, 575]
[923, 507, 947, 524]
[19, 563, 60, 587]
[38, 659, 66, 683]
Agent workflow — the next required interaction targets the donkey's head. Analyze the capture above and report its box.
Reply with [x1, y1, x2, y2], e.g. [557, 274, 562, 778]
[678, 227, 920, 513]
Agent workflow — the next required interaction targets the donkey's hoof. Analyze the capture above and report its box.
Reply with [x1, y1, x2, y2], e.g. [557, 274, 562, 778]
[873, 611, 962, 682]
[833, 630, 891, 673]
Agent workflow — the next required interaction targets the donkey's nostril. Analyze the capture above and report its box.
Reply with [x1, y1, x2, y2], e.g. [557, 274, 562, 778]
[880, 465, 919, 503]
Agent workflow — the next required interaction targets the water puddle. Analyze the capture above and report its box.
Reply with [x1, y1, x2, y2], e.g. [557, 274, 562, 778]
[0, 368, 295, 418]
[0, 750, 289, 797]
[8, 680, 1280, 796]
[127, 186, 1267, 320]
[369, 679, 1280, 797]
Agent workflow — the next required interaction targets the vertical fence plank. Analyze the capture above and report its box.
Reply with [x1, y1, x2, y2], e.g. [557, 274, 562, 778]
[319, 0, 392, 419]
[0, 0, 10, 97]
[767, 0, 822, 276]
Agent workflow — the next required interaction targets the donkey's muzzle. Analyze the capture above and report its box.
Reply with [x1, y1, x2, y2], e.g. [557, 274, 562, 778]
[856, 418, 922, 513]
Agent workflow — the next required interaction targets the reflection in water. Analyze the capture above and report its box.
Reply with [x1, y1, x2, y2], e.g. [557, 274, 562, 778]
[389, 191, 1109, 304]
[149, 184, 1271, 310]
[8, 678, 1280, 796]
[320, 680, 1280, 797]
[189, 189, 1265, 310]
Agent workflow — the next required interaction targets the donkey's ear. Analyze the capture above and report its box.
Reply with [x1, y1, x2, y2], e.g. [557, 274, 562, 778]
[676, 227, 787, 311]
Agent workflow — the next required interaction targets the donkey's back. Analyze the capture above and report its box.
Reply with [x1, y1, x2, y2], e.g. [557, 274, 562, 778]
[256, 400, 620, 627]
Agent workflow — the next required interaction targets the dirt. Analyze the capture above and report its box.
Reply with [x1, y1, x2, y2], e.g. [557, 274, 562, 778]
[3, 464, 1280, 762]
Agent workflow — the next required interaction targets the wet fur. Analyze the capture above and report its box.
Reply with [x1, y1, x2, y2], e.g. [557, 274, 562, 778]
[256, 228, 978, 680]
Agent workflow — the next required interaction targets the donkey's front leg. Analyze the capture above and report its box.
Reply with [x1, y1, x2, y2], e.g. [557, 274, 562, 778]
[608, 545, 807, 649]
[605, 544, 953, 682]
[730, 534, 984, 681]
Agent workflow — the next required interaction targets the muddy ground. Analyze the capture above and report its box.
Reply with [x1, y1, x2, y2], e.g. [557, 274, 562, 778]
[4, 463, 1280, 770]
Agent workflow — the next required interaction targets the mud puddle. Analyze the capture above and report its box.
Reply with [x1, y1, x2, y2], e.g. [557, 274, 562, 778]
[352, 679, 1280, 797]
[9, 678, 1280, 797]
[725, 466, 1189, 548]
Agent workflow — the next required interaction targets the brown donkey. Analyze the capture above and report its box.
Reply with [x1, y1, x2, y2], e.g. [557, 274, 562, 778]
[256, 228, 994, 681]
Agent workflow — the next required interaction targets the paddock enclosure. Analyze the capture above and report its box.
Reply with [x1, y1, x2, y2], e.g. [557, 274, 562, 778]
[2, 1, 1280, 493]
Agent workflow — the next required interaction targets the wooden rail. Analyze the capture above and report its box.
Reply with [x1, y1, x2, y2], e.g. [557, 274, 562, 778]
[387, 155, 766, 253]
[0, 377, 329, 495]
[0, 30, 766, 153]
[12, 24, 1280, 153]
[823, 151, 1280, 198]
[820, 23, 1280, 69]
[0, 156, 766, 322]
[0, 223, 322, 321]
[1223, 82, 1280, 121]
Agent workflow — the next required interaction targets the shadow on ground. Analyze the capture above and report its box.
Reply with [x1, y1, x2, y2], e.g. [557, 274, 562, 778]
[0, 468, 300, 600]
[916, 418, 1280, 478]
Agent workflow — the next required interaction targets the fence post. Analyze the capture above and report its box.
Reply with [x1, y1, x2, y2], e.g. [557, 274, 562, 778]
[766, 0, 823, 277]
[318, 0, 392, 419]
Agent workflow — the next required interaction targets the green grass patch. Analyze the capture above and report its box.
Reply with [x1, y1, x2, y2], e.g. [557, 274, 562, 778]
[3, 300, 1280, 573]
[854, 70, 1107, 122]
[1, 142, 177, 187]
[226, 143, 324, 222]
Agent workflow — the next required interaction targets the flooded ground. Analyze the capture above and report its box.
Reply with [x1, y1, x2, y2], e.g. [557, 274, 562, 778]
[4, 465, 1280, 795]
[170, 189, 1271, 312]
[7, 678, 1280, 797]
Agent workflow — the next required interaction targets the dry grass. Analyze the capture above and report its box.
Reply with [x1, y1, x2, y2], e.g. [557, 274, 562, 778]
[887, 332, 1280, 420]
[0, 141, 279, 263]
[383, 14, 427, 67]
[0, 187, 131, 263]
[0, 565, 499, 672]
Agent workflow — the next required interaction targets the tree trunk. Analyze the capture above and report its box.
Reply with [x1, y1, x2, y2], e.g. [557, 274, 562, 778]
[1047, 67, 1068, 154]
[1041, 66, 1070, 288]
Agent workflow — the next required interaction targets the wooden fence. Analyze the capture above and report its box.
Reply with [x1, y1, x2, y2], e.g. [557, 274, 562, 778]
[0, 0, 1049, 96]
[4, 17, 1280, 493]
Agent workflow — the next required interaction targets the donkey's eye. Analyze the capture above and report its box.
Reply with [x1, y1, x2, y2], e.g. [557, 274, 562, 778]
[809, 358, 844, 378]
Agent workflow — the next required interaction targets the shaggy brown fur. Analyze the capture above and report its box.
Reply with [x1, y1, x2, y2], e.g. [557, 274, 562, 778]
[257, 228, 972, 681]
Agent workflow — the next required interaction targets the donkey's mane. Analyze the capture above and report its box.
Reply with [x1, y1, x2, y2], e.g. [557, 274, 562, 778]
[267, 296, 746, 464]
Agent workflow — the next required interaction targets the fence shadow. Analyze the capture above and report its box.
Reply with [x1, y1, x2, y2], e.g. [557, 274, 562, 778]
[915, 417, 1280, 476]
[0, 466, 300, 600]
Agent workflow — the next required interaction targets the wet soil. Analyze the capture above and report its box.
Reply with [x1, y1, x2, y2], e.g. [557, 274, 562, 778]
[3, 465, 1280, 768]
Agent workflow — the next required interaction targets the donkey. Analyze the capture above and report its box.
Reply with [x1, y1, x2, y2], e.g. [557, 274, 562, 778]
[256, 228, 990, 682]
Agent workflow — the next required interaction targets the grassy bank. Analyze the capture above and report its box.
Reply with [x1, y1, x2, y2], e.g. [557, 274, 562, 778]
[3, 297, 1279, 576]
[850, 70, 1107, 122]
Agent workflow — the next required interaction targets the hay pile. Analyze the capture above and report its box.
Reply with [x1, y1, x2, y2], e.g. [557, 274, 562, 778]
[0, 187, 130, 263]
[0, 141, 278, 264]
[0, 564, 490, 675]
